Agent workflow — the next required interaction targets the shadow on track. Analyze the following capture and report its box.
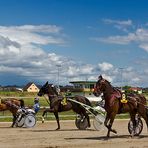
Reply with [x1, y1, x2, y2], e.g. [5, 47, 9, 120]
[65, 134, 148, 141]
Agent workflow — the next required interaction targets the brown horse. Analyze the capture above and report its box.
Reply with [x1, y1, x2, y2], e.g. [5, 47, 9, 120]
[38, 81, 91, 130]
[93, 75, 148, 137]
[0, 98, 24, 127]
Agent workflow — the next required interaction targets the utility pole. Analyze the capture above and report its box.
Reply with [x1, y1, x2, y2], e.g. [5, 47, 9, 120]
[56, 64, 61, 88]
[119, 68, 124, 92]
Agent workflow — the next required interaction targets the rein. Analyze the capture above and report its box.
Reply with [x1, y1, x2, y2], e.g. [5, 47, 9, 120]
[43, 95, 50, 105]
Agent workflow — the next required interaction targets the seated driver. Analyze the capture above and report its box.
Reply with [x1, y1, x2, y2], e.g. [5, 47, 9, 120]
[33, 97, 40, 114]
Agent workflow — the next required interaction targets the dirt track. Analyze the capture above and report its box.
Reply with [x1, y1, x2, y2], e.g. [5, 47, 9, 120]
[0, 119, 148, 148]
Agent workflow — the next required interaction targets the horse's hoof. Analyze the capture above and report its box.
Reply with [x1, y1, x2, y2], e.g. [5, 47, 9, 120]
[112, 129, 117, 134]
[106, 135, 110, 139]
[88, 124, 91, 128]
[56, 127, 60, 130]
[42, 118, 45, 123]
[129, 135, 133, 138]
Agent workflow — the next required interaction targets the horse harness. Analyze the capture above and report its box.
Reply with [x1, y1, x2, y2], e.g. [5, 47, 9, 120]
[45, 93, 68, 107]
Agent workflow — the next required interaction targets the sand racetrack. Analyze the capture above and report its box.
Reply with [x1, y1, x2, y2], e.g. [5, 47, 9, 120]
[0, 119, 148, 148]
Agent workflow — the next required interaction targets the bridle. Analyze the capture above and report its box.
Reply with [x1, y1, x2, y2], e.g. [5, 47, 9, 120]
[41, 84, 59, 105]
[94, 79, 106, 95]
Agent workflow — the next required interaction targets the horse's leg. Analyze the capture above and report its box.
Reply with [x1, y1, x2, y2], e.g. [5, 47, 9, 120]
[54, 112, 60, 130]
[104, 114, 110, 137]
[42, 108, 60, 130]
[42, 109, 48, 123]
[129, 113, 136, 137]
[86, 113, 91, 127]
[105, 113, 117, 138]
[138, 107, 148, 129]
[11, 114, 17, 127]
[82, 110, 90, 127]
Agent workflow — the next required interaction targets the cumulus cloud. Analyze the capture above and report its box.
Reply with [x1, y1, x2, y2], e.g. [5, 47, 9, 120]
[0, 25, 100, 85]
[0, 24, 147, 87]
[0, 25, 68, 83]
[139, 44, 148, 52]
[93, 25, 148, 53]
[98, 62, 113, 71]
[0, 25, 65, 45]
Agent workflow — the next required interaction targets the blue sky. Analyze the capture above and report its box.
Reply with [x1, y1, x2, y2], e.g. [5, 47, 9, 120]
[0, 0, 148, 87]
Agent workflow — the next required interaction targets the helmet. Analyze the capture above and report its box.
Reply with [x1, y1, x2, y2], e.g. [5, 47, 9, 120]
[34, 97, 39, 102]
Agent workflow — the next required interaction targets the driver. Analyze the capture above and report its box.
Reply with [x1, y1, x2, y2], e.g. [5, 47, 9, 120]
[33, 97, 40, 114]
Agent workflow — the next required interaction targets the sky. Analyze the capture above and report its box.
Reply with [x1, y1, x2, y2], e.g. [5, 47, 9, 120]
[0, 0, 148, 87]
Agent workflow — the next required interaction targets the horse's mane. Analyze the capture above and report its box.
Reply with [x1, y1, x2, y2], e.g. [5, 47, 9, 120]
[104, 79, 122, 95]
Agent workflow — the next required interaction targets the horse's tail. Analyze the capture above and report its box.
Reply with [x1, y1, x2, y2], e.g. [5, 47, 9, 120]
[146, 107, 148, 116]
[19, 99, 25, 108]
[145, 107, 148, 128]
[137, 94, 148, 129]
[84, 97, 92, 107]
[84, 97, 99, 115]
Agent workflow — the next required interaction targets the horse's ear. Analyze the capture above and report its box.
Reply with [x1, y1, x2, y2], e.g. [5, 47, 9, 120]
[98, 75, 103, 80]
[45, 81, 48, 86]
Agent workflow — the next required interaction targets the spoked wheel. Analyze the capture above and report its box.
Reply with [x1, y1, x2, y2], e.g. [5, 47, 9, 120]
[128, 115, 143, 136]
[17, 117, 25, 127]
[15, 114, 25, 127]
[93, 114, 105, 131]
[24, 114, 36, 128]
[75, 114, 88, 130]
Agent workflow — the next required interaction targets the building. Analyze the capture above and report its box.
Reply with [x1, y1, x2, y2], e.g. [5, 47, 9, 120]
[69, 81, 96, 92]
[128, 87, 143, 94]
[69, 81, 102, 102]
[23, 82, 40, 92]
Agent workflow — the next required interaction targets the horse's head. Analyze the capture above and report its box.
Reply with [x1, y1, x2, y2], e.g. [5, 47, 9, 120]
[38, 81, 60, 97]
[93, 75, 110, 97]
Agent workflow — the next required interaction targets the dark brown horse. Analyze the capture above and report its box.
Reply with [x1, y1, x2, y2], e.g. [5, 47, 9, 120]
[93, 75, 148, 137]
[38, 81, 91, 130]
[0, 98, 24, 127]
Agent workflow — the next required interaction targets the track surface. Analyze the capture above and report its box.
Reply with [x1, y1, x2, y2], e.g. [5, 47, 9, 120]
[0, 119, 148, 148]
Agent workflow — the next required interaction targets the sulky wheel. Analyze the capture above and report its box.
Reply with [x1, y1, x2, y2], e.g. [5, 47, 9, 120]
[93, 114, 105, 131]
[128, 115, 143, 136]
[75, 114, 88, 130]
[16, 116, 25, 127]
[15, 114, 25, 127]
[24, 114, 36, 128]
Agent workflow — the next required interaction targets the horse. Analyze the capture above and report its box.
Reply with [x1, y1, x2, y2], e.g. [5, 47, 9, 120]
[0, 98, 24, 127]
[38, 81, 91, 130]
[93, 75, 148, 137]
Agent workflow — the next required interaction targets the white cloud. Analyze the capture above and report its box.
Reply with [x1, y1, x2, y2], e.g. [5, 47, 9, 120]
[0, 25, 68, 83]
[94, 32, 137, 45]
[139, 44, 148, 52]
[103, 19, 133, 32]
[0, 24, 97, 85]
[103, 19, 132, 26]
[101, 74, 113, 83]
[0, 25, 65, 45]
[0, 24, 147, 87]
[98, 62, 113, 71]
[93, 26, 148, 53]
